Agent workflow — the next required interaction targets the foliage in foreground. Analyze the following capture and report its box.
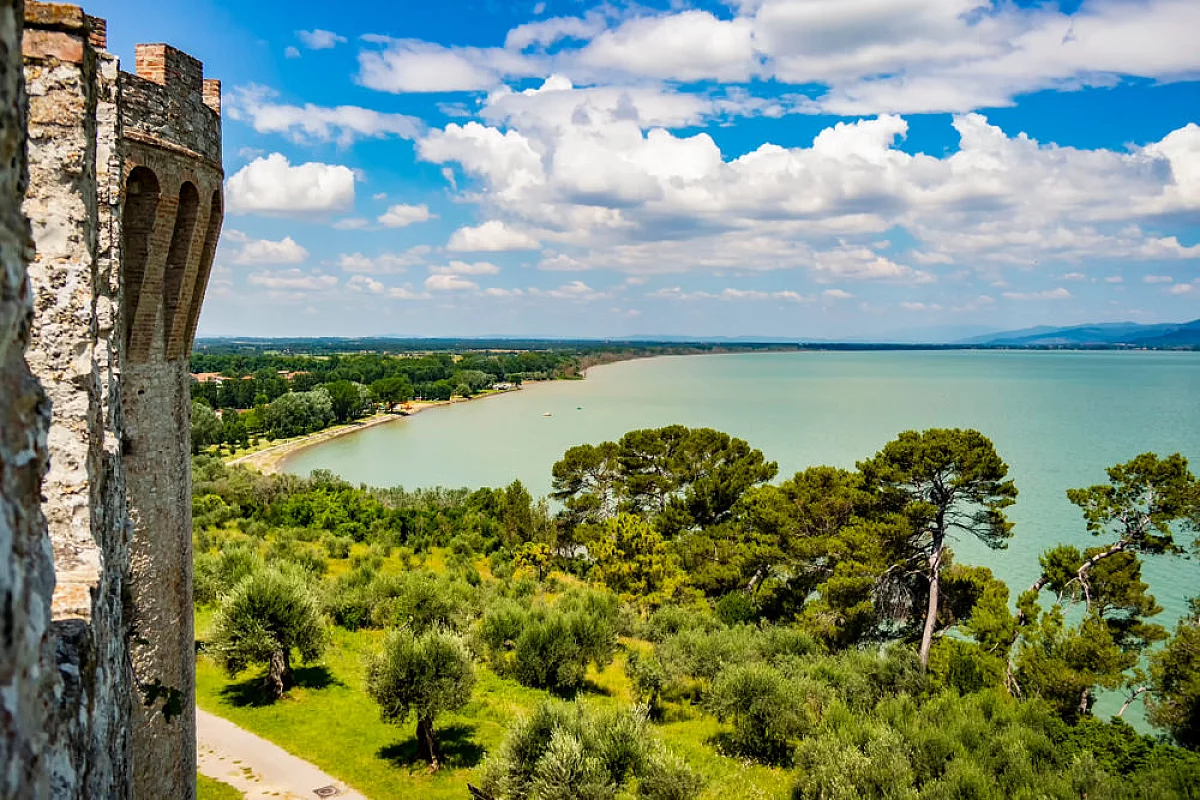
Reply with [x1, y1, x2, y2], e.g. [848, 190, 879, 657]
[478, 701, 703, 800]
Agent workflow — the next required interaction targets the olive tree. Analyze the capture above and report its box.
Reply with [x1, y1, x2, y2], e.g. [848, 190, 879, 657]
[208, 566, 327, 699]
[366, 628, 476, 771]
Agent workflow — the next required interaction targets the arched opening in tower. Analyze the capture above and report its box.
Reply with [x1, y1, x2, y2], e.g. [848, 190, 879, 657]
[121, 166, 161, 355]
[182, 189, 223, 356]
[161, 181, 200, 356]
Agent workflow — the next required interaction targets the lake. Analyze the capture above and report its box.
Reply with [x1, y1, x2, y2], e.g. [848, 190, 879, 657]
[285, 350, 1200, 690]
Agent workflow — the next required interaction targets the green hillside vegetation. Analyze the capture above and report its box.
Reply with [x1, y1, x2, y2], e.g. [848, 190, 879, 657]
[191, 426, 1200, 799]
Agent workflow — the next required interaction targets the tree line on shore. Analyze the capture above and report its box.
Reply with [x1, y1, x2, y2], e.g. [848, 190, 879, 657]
[188, 349, 580, 450]
[191, 425, 1200, 798]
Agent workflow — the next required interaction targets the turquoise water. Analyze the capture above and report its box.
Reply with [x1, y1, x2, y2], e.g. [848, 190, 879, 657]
[286, 350, 1200, 708]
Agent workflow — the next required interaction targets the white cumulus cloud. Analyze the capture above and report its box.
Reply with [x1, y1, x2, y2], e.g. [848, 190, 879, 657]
[378, 203, 435, 228]
[447, 220, 540, 252]
[430, 261, 501, 276]
[425, 274, 480, 292]
[226, 154, 355, 217]
[297, 29, 347, 50]
[228, 85, 422, 145]
[230, 235, 309, 265]
[247, 269, 338, 291]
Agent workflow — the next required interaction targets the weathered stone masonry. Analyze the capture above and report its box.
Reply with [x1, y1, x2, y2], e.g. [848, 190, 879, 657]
[2, 1, 222, 797]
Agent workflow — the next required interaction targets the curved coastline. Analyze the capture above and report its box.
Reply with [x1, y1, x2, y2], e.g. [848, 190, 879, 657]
[228, 385, 550, 476]
[241, 354, 689, 476]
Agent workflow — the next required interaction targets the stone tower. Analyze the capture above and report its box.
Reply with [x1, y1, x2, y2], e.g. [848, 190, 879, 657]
[1, 1, 223, 797]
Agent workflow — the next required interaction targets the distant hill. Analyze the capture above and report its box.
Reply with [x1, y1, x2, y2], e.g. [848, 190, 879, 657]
[1131, 318, 1200, 347]
[959, 319, 1200, 347]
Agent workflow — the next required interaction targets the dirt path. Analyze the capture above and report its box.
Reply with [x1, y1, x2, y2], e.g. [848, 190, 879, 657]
[197, 709, 366, 799]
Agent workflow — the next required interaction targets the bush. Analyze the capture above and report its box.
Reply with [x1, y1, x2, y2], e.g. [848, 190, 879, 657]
[320, 533, 352, 559]
[513, 614, 590, 694]
[638, 745, 705, 800]
[370, 572, 477, 633]
[265, 538, 327, 576]
[476, 598, 530, 665]
[706, 662, 813, 763]
[645, 603, 722, 642]
[479, 701, 701, 800]
[626, 650, 666, 717]
[714, 592, 759, 626]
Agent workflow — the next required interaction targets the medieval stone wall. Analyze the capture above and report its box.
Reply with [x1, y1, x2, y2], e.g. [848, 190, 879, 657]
[0, 2, 56, 798]
[1, 2, 223, 797]
[21, 3, 132, 795]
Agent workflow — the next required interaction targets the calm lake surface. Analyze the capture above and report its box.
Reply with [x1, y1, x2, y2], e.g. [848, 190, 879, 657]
[286, 350, 1200, 697]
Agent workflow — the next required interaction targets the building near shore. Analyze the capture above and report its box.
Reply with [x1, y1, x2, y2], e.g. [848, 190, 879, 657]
[1, 1, 222, 797]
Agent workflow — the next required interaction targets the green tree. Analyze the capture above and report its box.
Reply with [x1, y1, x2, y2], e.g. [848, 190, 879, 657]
[370, 375, 414, 407]
[619, 426, 778, 535]
[261, 388, 335, 438]
[209, 566, 327, 699]
[190, 400, 222, 454]
[587, 513, 685, 607]
[858, 429, 1017, 668]
[1020, 453, 1200, 609]
[366, 628, 476, 770]
[1009, 452, 1200, 714]
[512, 542, 552, 581]
[551, 427, 776, 539]
[1149, 599, 1200, 749]
[325, 379, 369, 423]
[551, 441, 622, 529]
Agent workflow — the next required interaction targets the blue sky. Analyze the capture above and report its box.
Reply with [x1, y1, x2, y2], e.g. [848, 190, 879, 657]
[91, 0, 1199, 339]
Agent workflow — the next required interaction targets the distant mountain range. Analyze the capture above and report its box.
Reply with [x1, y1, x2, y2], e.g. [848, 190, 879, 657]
[957, 319, 1200, 347]
[196, 318, 1200, 350]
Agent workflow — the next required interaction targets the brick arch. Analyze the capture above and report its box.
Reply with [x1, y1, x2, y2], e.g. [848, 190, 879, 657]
[121, 165, 161, 355]
[180, 188, 223, 356]
[160, 181, 199, 353]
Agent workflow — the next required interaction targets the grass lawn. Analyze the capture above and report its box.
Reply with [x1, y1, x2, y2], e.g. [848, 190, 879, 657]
[197, 774, 242, 799]
[195, 623, 792, 800]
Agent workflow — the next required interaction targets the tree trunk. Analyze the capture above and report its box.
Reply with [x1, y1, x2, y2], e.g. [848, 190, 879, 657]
[417, 716, 440, 771]
[268, 648, 292, 699]
[919, 542, 943, 670]
[1118, 687, 1148, 717]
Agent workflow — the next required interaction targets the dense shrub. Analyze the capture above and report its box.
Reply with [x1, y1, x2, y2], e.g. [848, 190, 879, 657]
[478, 702, 701, 800]
[476, 590, 619, 694]
[707, 662, 817, 763]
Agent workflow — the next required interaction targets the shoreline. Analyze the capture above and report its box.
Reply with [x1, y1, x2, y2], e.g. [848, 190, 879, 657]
[224, 352, 664, 476]
[227, 387, 538, 475]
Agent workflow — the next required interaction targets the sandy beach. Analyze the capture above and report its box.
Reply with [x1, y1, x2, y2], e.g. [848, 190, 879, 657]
[226, 391, 519, 475]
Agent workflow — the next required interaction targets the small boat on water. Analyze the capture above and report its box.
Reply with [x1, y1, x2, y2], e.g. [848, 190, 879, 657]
[543, 412, 553, 417]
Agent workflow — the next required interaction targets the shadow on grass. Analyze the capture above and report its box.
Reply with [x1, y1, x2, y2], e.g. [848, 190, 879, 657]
[218, 665, 342, 707]
[378, 724, 485, 771]
[706, 730, 792, 767]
